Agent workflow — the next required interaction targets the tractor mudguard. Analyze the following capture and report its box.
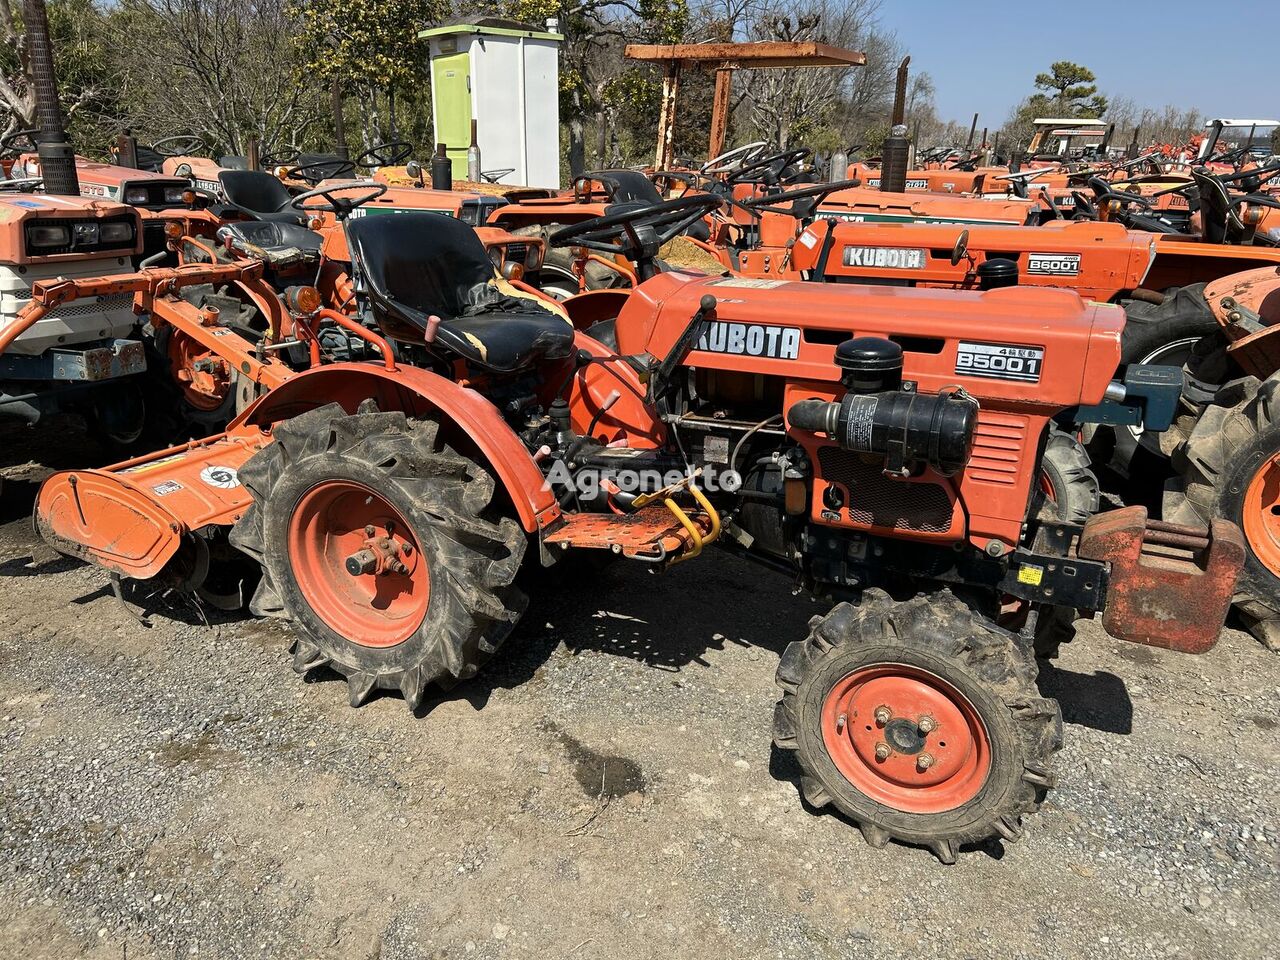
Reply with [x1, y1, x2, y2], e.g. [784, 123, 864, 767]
[236, 362, 564, 534]
[36, 433, 268, 579]
[1078, 506, 1245, 653]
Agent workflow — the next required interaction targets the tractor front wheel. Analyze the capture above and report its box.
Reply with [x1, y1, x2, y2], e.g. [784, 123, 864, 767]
[229, 403, 527, 708]
[773, 589, 1061, 862]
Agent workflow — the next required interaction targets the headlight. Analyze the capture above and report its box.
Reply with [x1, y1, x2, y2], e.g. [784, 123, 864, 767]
[73, 222, 100, 244]
[164, 187, 186, 203]
[26, 224, 70, 248]
[175, 163, 192, 178]
[124, 187, 149, 204]
[99, 221, 135, 243]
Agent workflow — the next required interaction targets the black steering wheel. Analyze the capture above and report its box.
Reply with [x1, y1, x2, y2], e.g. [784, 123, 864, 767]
[290, 180, 388, 220]
[738, 178, 863, 218]
[356, 141, 413, 168]
[0, 128, 38, 156]
[259, 148, 300, 169]
[150, 134, 205, 157]
[1087, 176, 1156, 209]
[549, 194, 724, 276]
[285, 158, 358, 185]
[727, 148, 812, 185]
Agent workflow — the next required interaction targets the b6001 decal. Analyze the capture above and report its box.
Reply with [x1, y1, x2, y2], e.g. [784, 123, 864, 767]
[956, 341, 1044, 382]
[1026, 252, 1081, 276]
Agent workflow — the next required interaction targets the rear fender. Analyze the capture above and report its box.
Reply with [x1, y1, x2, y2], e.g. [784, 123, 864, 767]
[238, 363, 562, 532]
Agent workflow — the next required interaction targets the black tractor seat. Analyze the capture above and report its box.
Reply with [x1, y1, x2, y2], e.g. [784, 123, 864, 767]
[216, 221, 322, 266]
[346, 212, 574, 374]
[218, 169, 304, 223]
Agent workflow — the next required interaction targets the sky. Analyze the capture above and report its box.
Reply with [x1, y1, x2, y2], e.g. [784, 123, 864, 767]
[876, 0, 1277, 129]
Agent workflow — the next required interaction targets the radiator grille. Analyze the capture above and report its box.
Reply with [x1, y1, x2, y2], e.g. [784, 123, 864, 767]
[817, 446, 953, 533]
[966, 413, 1028, 486]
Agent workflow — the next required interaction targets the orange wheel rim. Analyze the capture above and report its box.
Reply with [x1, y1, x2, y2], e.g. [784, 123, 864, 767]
[1244, 455, 1280, 577]
[1038, 468, 1056, 502]
[821, 665, 991, 814]
[168, 330, 230, 412]
[287, 480, 429, 647]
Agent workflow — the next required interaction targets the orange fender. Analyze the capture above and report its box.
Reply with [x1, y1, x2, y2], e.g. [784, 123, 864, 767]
[238, 363, 562, 533]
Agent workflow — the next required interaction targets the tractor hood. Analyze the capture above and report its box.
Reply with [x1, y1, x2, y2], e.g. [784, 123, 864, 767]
[615, 271, 1124, 409]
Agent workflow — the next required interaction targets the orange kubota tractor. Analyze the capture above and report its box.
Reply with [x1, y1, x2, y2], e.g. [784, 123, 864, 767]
[29, 193, 1244, 862]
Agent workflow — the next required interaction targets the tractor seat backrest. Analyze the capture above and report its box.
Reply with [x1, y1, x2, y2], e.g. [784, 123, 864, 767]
[348, 212, 495, 319]
[219, 170, 297, 220]
[346, 212, 575, 373]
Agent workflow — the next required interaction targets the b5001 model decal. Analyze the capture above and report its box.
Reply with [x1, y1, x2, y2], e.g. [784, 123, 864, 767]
[956, 341, 1043, 382]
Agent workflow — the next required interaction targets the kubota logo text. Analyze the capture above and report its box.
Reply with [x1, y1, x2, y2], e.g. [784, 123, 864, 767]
[696, 322, 801, 359]
[842, 246, 927, 269]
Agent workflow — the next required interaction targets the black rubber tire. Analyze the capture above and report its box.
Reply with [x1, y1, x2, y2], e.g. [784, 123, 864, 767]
[1119, 285, 1218, 368]
[1031, 429, 1099, 658]
[1038, 428, 1100, 524]
[1108, 285, 1221, 474]
[1166, 375, 1280, 651]
[229, 403, 528, 708]
[773, 590, 1062, 863]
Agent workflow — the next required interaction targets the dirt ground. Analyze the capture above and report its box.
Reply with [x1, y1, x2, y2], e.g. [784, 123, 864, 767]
[0, 425, 1276, 960]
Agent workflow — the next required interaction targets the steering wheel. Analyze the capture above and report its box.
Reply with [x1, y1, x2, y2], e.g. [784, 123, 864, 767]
[737, 178, 863, 217]
[701, 141, 768, 175]
[150, 134, 205, 157]
[1087, 176, 1156, 209]
[285, 158, 358, 185]
[290, 180, 388, 220]
[356, 141, 413, 168]
[259, 148, 300, 169]
[726, 148, 812, 185]
[549, 194, 724, 275]
[0, 128, 38, 156]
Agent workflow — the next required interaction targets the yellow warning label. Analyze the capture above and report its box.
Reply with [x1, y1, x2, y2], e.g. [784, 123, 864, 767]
[1017, 564, 1044, 586]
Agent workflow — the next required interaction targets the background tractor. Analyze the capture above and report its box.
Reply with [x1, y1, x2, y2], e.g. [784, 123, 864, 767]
[0, 194, 150, 446]
[30, 197, 1242, 862]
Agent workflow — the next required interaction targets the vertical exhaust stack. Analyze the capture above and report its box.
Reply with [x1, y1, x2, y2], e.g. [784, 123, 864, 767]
[331, 80, 350, 160]
[23, 0, 78, 196]
[879, 56, 910, 194]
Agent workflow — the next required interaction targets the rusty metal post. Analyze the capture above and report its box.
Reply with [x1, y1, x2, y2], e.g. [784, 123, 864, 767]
[23, 0, 78, 195]
[247, 138, 260, 171]
[707, 66, 734, 165]
[654, 61, 682, 171]
[965, 113, 978, 152]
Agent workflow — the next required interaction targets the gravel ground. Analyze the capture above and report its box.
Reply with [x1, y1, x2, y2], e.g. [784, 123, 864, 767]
[0, 426, 1276, 960]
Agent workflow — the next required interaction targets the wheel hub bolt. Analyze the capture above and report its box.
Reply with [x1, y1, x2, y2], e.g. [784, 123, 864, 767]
[345, 549, 378, 576]
[917, 715, 937, 735]
[874, 742, 891, 761]
[401, 542, 413, 557]
[917, 753, 935, 772]
[873, 705, 892, 726]
[364, 524, 376, 537]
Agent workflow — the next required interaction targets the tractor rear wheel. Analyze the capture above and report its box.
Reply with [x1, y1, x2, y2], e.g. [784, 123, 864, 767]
[229, 403, 528, 707]
[773, 590, 1061, 862]
[1166, 374, 1280, 651]
[1107, 286, 1219, 475]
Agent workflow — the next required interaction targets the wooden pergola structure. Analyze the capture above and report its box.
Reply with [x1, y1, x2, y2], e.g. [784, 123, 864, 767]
[624, 41, 867, 170]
